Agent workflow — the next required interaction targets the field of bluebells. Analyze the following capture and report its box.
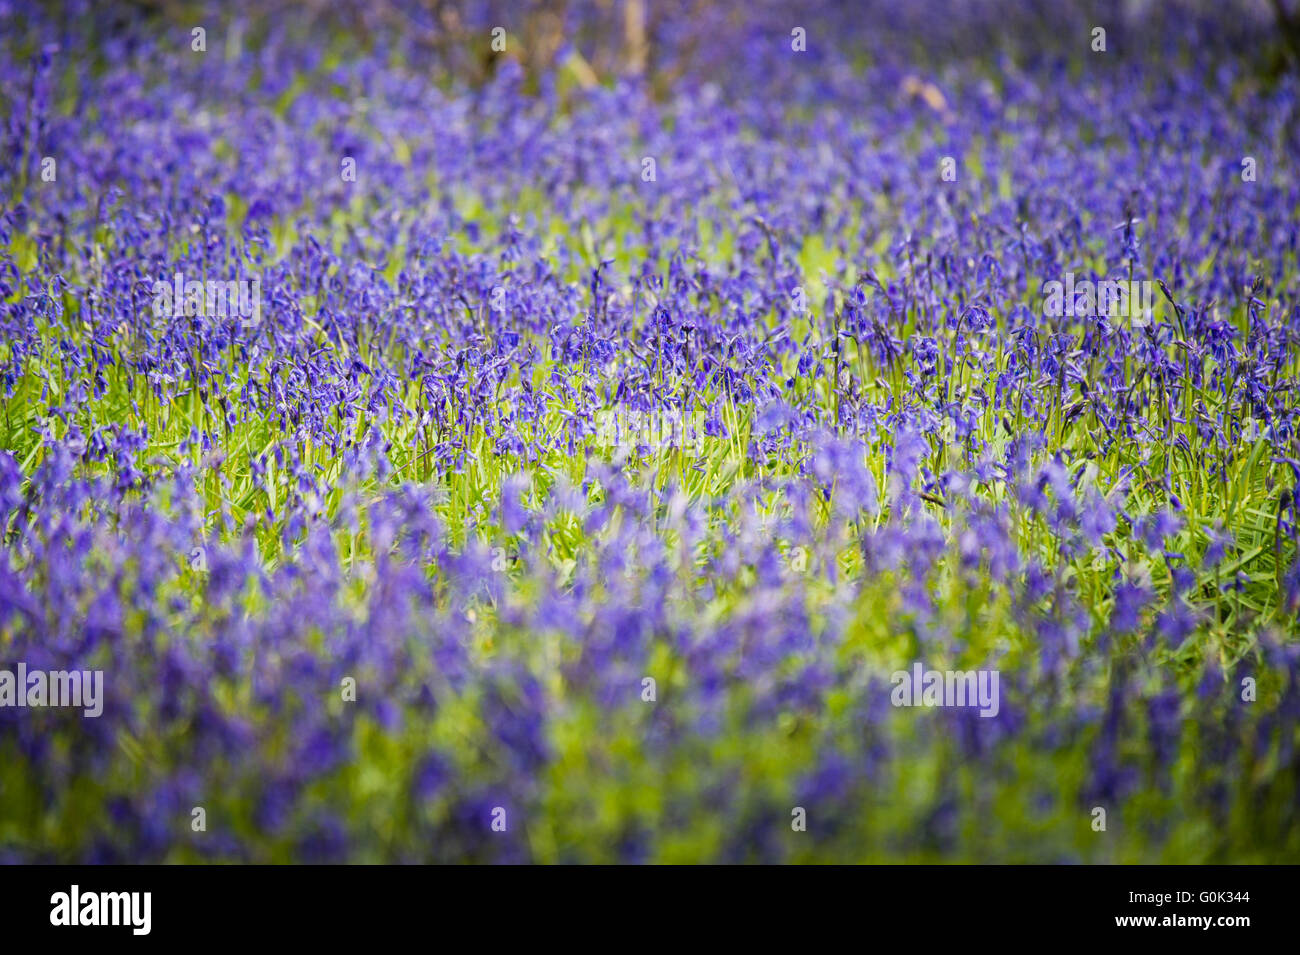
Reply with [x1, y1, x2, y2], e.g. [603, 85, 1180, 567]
[2, 0, 1300, 864]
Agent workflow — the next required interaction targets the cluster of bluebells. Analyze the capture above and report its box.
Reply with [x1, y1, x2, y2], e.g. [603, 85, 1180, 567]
[1, 1, 1299, 862]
